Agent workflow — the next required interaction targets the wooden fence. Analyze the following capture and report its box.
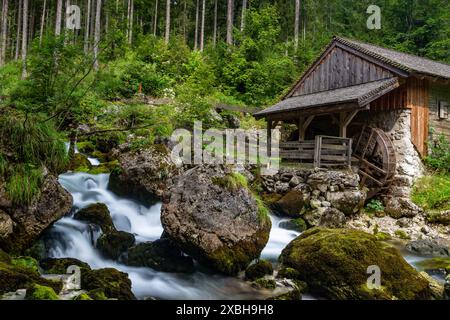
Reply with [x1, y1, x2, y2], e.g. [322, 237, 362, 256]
[279, 135, 352, 168]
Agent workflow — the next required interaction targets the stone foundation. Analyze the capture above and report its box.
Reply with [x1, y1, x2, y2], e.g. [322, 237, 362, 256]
[356, 109, 424, 197]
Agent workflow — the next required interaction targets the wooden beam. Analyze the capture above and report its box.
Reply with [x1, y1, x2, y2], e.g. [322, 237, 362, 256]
[298, 115, 315, 140]
[267, 119, 272, 157]
[339, 109, 359, 137]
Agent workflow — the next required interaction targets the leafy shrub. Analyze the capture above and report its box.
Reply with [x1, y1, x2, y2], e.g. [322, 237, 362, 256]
[425, 133, 450, 173]
[365, 199, 385, 214]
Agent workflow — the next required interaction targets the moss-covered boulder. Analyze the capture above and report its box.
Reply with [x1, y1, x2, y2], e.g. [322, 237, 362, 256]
[279, 228, 432, 300]
[427, 210, 450, 226]
[73, 293, 94, 300]
[74, 203, 115, 233]
[68, 153, 92, 172]
[39, 258, 91, 274]
[96, 231, 136, 260]
[245, 260, 273, 281]
[278, 218, 307, 232]
[0, 251, 62, 295]
[81, 268, 136, 300]
[125, 239, 194, 273]
[26, 284, 59, 300]
[161, 166, 271, 275]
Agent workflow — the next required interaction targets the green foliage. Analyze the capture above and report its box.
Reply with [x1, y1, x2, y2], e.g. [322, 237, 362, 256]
[394, 229, 411, 240]
[411, 175, 450, 212]
[425, 134, 450, 173]
[0, 112, 68, 204]
[365, 199, 385, 214]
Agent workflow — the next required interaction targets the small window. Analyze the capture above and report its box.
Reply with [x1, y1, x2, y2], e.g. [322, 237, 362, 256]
[438, 101, 448, 119]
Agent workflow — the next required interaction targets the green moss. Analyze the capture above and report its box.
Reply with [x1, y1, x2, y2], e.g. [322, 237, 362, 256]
[279, 228, 432, 300]
[86, 289, 108, 300]
[26, 284, 59, 300]
[77, 141, 95, 154]
[411, 175, 450, 211]
[68, 153, 92, 172]
[277, 267, 300, 279]
[261, 193, 283, 205]
[11, 256, 39, 273]
[245, 260, 273, 280]
[74, 293, 94, 300]
[252, 278, 276, 290]
[394, 229, 411, 240]
[426, 211, 450, 225]
[81, 268, 136, 300]
[374, 232, 392, 241]
[73, 203, 115, 233]
[416, 258, 450, 273]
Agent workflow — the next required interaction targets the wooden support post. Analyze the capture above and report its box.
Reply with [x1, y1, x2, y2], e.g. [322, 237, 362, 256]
[339, 110, 359, 138]
[267, 119, 272, 157]
[298, 115, 315, 141]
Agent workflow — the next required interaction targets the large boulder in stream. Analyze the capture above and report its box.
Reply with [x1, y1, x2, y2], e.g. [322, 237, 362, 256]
[0, 175, 73, 253]
[81, 268, 136, 300]
[125, 238, 195, 273]
[279, 228, 433, 300]
[96, 231, 136, 260]
[161, 166, 271, 275]
[108, 144, 180, 205]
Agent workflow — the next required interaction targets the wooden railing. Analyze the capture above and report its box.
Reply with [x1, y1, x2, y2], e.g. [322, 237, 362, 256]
[280, 135, 352, 168]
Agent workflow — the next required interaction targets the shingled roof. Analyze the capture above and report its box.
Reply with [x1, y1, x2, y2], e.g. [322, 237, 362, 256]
[254, 77, 399, 117]
[335, 36, 450, 80]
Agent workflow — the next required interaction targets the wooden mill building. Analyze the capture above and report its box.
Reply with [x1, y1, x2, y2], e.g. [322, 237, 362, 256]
[255, 36, 450, 194]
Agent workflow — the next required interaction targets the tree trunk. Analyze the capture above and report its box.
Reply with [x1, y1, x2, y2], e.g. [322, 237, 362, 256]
[226, 0, 233, 45]
[194, 0, 198, 50]
[128, 0, 134, 44]
[164, 0, 170, 44]
[294, 0, 300, 50]
[0, 0, 9, 66]
[213, 0, 217, 46]
[21, 0, 28, 79]
[200, 0, 205, 51]
[15, 0, 22, 60]
[84, 0, 91, 53]
[240, 0, 247, 31]
[93, 0, 101, 71]
[39, 0, 46, 46]
[55, 0, 62, 36]
[153, 0, 158, 36]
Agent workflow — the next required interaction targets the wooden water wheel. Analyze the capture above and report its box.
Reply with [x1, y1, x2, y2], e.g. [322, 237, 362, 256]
[352, 127, 397, 198]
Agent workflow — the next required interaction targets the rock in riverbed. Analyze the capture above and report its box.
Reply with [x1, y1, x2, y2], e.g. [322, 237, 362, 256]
[109, 144, 180, 205]
[161, 166, 271, 275]
[279, 228, 433, 300]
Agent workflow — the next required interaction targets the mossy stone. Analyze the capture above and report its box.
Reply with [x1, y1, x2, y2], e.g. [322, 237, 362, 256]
[252, 278, 276, 290]
[374, 232, 392, 241]
[39, 258, 91, 274]
[417, 258, 450, 273]
[73, 293, 94, 300]
[245, 260, 274, 280]
[96, 231, 135, 260]
[68, 153, 92, 172]
[394, 229, 411, 240]
[26, 284, 59, 300]
[279, 228, 432, 300]
[81, 268, 136, 300]
[279, 218, 308, 232]
[74, 203, 115, 233]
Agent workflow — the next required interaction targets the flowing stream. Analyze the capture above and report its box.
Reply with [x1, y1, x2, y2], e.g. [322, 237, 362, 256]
[46, 170, 300, 300]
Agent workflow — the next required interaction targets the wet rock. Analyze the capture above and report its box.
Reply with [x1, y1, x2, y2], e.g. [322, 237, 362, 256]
[326, 191, 365, 215]
[406, 239, 449, 257]
[272, 184, 310, 218]
[81, 268, 136, 300]
[317, 208, 346, 228]
[96, 231, 136, 260]
[161, 166, 271, 275]
[74, 203, 115, 233]
[445, 275, 450, 299]
[279, 228, 432, 300]
[39, 258, 91, 274]
[0, 209, 13, 239]
[419, 271, 445, 300]
[67, 153, 92, 171]
[278, 218, 307, 232]
[416, 257, 450, 274]
[125, 239, 195, 273]
[384, 196, 422, 219]
[109, 144, 180, 205]
[0, 175, 73, 252]
[245, 260, 273, 281]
